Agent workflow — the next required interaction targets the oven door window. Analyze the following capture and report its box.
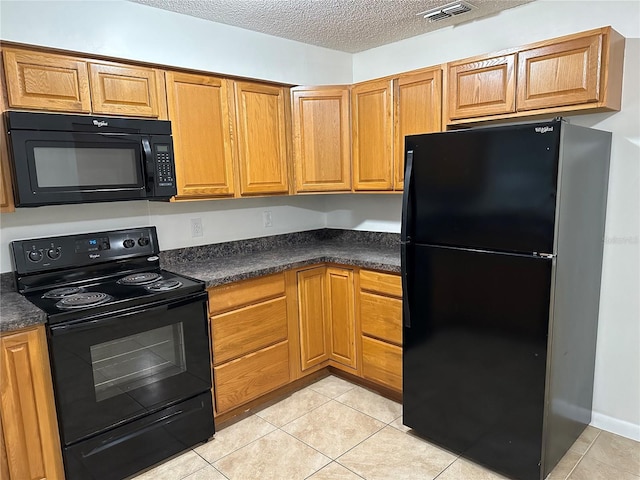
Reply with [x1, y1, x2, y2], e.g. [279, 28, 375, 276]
[90, 323, 187, 402]
[48, 295, 211, 445]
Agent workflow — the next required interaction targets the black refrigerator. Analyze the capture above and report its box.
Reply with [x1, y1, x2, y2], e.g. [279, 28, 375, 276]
[401, 119, 611, 480]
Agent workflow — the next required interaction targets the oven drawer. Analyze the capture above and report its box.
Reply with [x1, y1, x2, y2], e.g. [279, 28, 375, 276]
[212, 296, 288, 364]
[63, 392, 214, 480]
[214, 340, 290, 413]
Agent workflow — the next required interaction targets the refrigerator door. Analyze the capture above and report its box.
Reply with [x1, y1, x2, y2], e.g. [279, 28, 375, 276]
[403, 244, 551, 480]
[406, 121, 560, 254]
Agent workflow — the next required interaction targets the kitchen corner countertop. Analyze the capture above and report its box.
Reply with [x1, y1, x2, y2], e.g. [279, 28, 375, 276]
[163, 240, 401, 288]
[0, 229, 400, 333]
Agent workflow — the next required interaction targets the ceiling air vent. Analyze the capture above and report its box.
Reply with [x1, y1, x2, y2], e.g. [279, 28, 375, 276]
[417, 1, 473, 22]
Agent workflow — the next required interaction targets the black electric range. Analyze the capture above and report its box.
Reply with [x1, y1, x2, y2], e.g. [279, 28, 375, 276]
[10, 227, 214, 480]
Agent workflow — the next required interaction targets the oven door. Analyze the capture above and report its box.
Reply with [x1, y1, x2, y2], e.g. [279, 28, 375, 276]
[9, 130, 148, 206]
[48, 292, 211, 446]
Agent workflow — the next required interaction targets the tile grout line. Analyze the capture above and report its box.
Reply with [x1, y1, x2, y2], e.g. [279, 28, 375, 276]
[190, 449, 231, 480]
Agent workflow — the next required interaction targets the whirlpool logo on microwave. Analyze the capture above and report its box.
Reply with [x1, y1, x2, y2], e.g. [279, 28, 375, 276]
[92, 119, 109, 127]
[535, 126, 554, 134]
[89, 254, 101, 259]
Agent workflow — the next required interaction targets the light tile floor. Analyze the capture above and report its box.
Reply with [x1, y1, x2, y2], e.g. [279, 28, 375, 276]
[132, 375, 640, 480]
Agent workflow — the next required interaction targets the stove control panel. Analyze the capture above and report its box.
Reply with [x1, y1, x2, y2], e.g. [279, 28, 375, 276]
[11, 227, 160, 275]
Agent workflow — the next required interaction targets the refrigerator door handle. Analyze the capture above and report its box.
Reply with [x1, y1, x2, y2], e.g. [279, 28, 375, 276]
[401, 150, 414, 243]
[401, 243, 411, 328]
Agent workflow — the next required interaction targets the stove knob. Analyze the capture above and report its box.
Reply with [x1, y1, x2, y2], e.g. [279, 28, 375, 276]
[46, 247, 62, 260]
[123, 239, 136, 249]
[28, 250, 43, 262]
[138, 237, 150, 247]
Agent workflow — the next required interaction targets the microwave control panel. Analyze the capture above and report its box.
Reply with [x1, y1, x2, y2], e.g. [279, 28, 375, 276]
[155, 144, 175, 188]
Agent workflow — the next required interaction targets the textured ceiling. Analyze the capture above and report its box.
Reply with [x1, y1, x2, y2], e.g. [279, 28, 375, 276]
[127, 0, 534, 53]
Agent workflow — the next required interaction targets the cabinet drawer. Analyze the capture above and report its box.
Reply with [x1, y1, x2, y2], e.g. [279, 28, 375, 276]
[360, 292, 402, 345]
[212, 297, 287, 364]
[362, 336, 402, 391]
[360, 270, 402, 298]
[214, 341, 290, 413]
[208, 273, 285, 315]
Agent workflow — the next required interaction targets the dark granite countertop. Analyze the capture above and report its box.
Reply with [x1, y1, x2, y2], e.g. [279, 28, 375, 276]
[0, 273, 47, 333]
[0, 229, 400, 333]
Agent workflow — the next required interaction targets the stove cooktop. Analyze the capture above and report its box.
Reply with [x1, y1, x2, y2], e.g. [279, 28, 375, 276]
[24, 269, 204, 324]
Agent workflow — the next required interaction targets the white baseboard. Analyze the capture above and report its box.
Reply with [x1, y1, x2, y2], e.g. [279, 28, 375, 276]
[591, 412, 640, 441]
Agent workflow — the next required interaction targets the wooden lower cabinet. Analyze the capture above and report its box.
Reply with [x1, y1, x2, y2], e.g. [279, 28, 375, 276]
[214, 341, 290, 414]
[359, 269, 403, 393]
[326, 267, 357, 370]
[209, 272, 290, 414]
[361, 336, 402, 391]
[0, 325, 64, 480]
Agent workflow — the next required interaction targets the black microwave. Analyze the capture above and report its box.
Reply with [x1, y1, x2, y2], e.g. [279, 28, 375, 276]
[5, 111, 177, 207]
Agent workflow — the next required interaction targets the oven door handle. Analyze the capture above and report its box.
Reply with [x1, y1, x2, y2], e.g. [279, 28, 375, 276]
[49, 292, 207, 335]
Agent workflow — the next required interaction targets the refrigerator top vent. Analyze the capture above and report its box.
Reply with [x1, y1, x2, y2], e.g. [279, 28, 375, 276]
[417, 2, 473, 22]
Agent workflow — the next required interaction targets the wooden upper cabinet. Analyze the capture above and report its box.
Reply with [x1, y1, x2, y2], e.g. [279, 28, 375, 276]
[166, 72, 235, 198]
[517, 32, 603, 111]
[326, 267, 356, 369]
[0, 326, 64, 480]
[297, 267, 329, 370]
[2, 48, 91, 113]
[447, 53, 516, 120]
[351, 79, 393, 191]
[88, 62, 159, 117]
[233, 81, 289, 195]
[394, 69, 442, 190]
[291, 86, 351, 192]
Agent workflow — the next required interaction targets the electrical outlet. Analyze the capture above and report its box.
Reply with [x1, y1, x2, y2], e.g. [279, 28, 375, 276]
[263, 211, 273, 228]
[191, 218, 203, 237]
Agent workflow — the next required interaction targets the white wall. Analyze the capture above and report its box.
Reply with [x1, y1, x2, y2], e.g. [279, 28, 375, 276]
[0, 0, 352, 85]
[351, 0, 640, 441]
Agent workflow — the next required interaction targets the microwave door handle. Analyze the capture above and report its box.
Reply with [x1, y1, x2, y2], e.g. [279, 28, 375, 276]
[141, 138, 154, 190]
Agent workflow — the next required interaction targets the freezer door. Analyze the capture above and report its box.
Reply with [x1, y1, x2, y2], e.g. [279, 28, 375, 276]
[403, 245, 551, 480]
[406, 121, 560, 254]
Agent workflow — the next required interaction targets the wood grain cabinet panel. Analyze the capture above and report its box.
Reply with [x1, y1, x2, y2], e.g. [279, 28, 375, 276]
[291, 86, 351, 192]
[360, 292, 402, 345]
[88, 62, 159, 117]
[0, 326, 64, 480]
[166, 72, 235, 198]
[212, 297, 288, 364]
[2, 48, 91, 113]
[234, 81, 289, 195]
[360, 270, 402, 298]
[213, 341, 290, 414]
[326, 267, 356, 369]
[297, 267, 329, 370]
[517, 33, 603, 111]
[394, 69, 442, 190]
[362, 336, 402, 392]
[447, 54, 516, 120]
[208, 273, 285, 315]
[351, 79, 393, 191]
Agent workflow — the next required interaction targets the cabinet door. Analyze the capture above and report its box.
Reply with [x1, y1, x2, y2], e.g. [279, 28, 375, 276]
[447, 54, 516, 120]
[291, 87, 351, 192]
[351, 79, 393, 191]
[362, 336, 402, 391]
[2, 48, 91, 113]
[0, 326, 64, 480]
[297, 267, 329, 370]
[394, 69, 442, 190]
[88, 62, 159, 117]
[234, 81, 289, 195]
[166, 72, 235, 198]
[517, 33, 603, 111]
[326, 267, 356, 369]
[0, 86, 14, 213]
